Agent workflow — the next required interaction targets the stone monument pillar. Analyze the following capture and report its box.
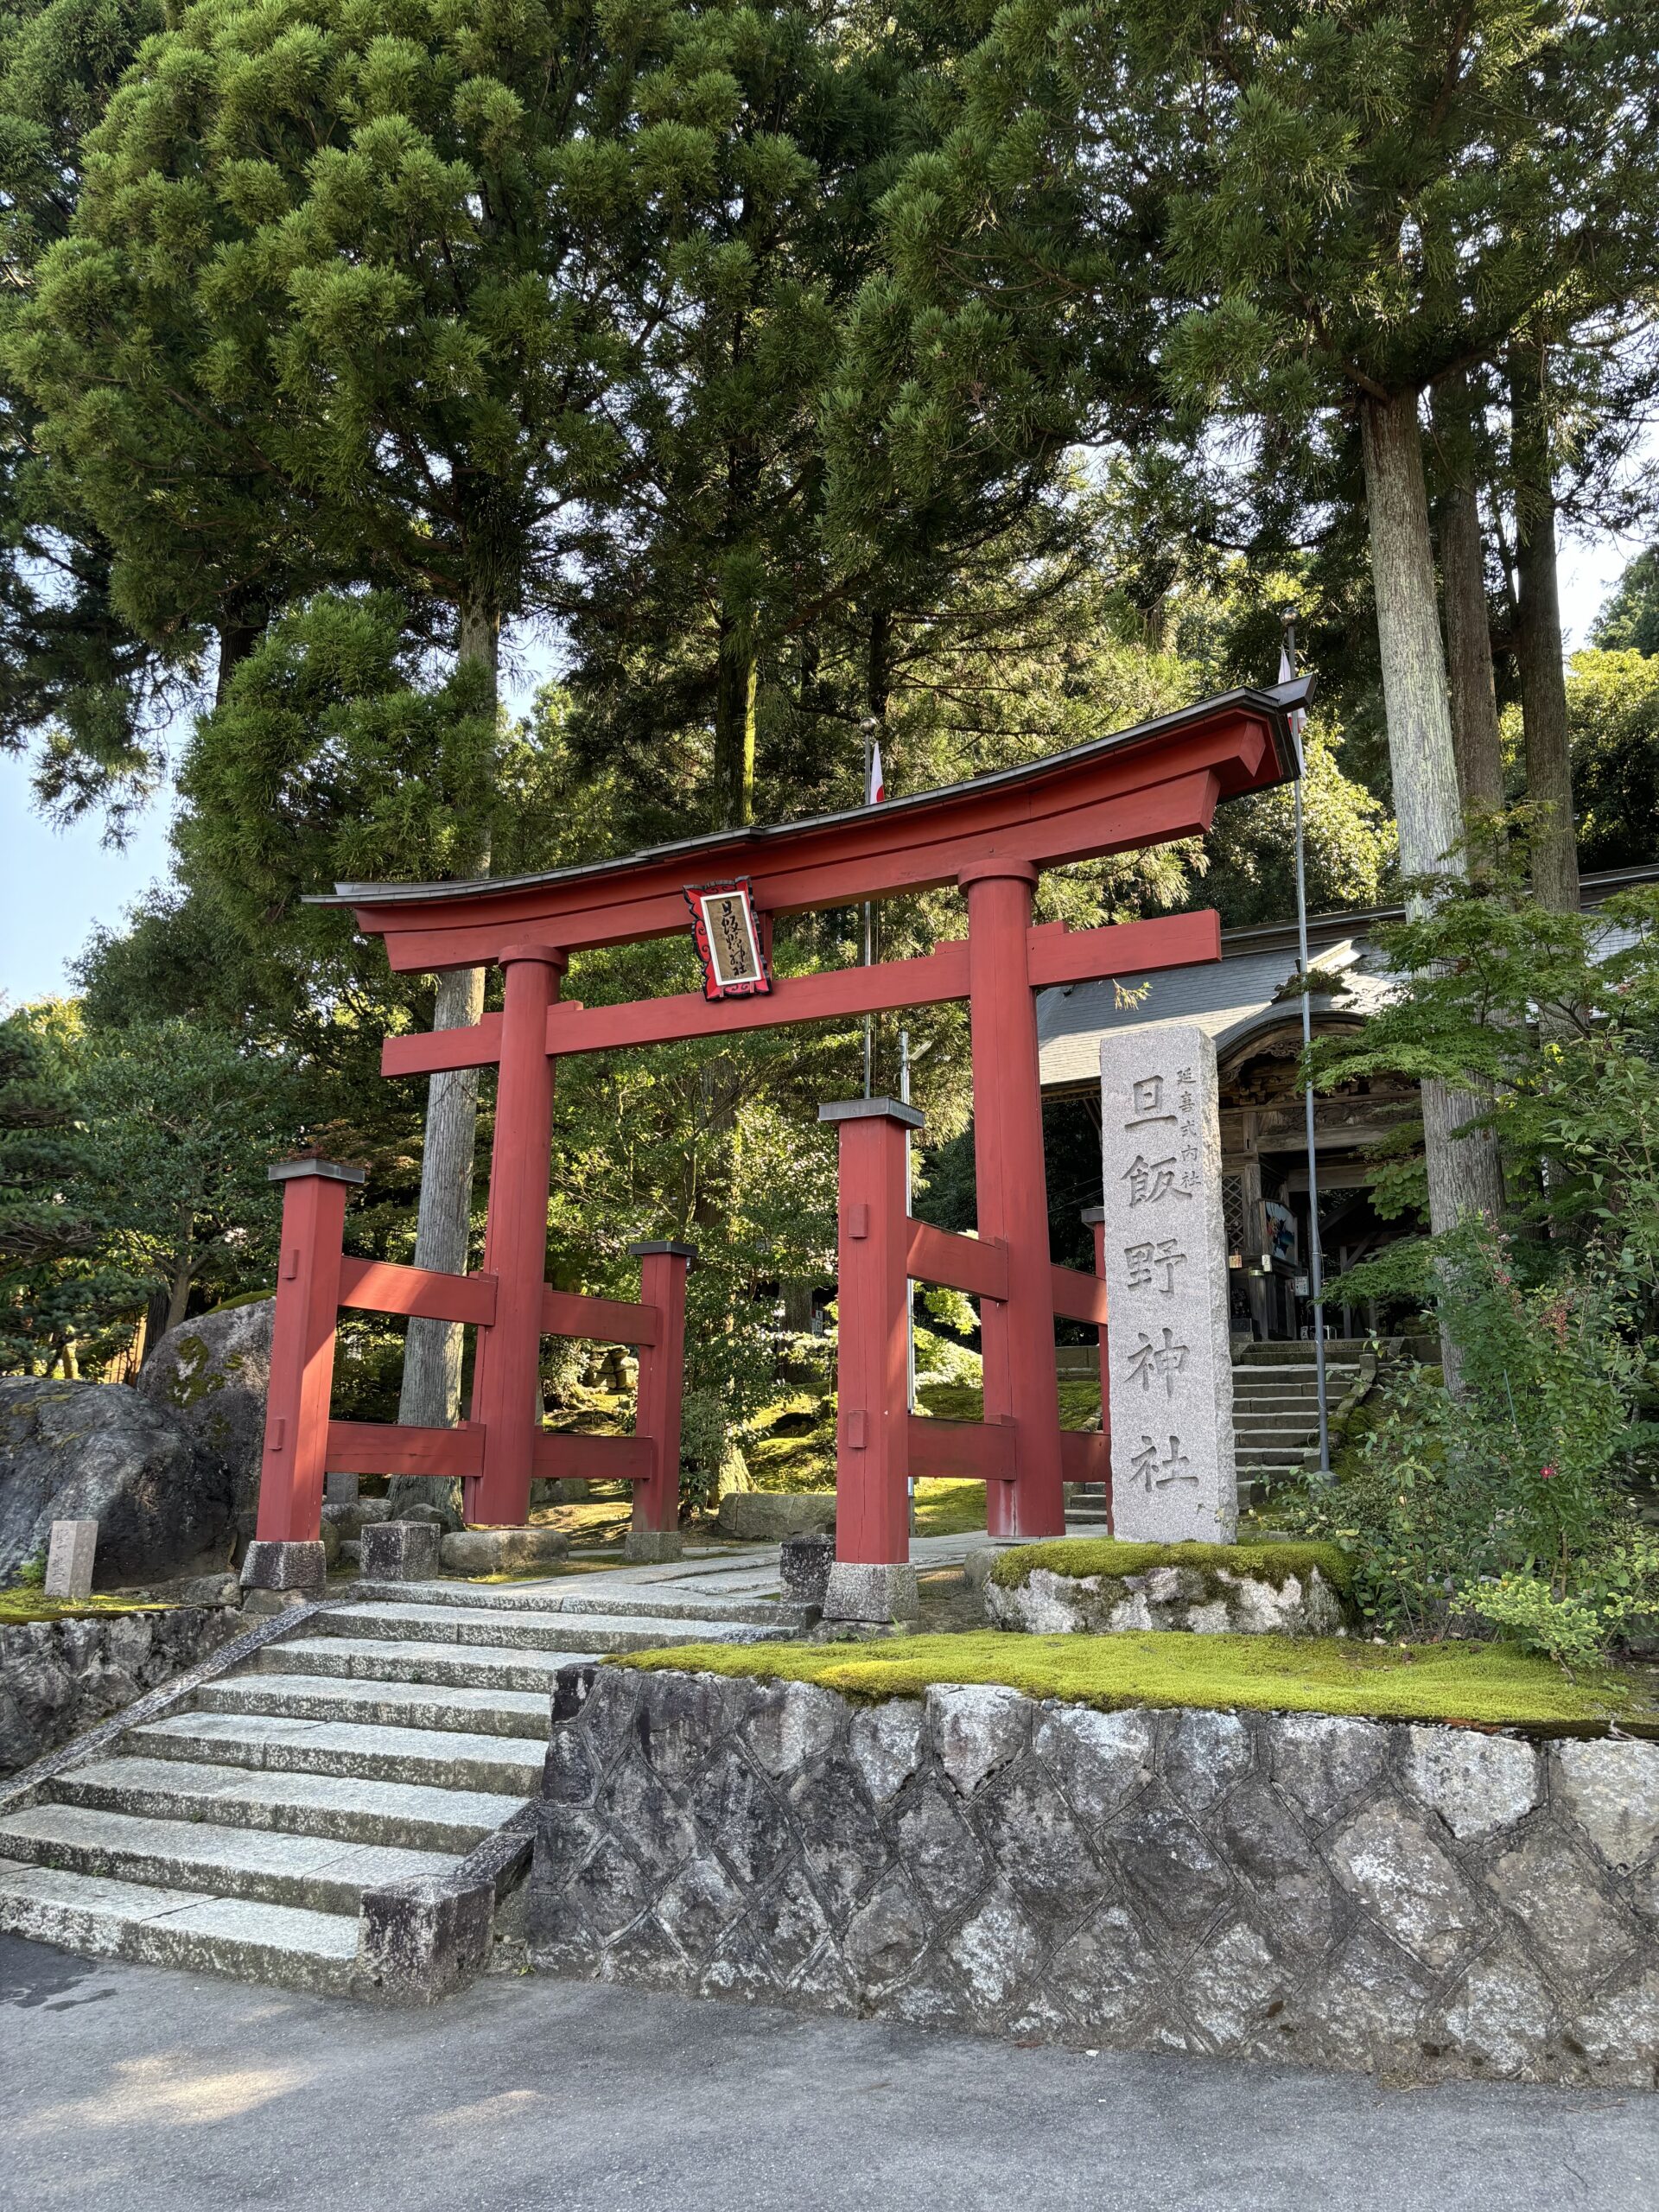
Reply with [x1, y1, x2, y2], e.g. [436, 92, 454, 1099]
[1098, 1025, 1237, 1542]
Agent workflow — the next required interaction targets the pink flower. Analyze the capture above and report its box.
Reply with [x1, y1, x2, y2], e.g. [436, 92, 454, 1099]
[1540, 1465, 1555, 1481]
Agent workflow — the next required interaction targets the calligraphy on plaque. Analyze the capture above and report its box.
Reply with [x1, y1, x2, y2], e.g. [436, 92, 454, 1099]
[685, 879, 772, 1001]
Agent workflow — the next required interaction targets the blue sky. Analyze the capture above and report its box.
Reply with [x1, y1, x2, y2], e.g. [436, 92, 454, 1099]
[0, 534, 1644, 1007]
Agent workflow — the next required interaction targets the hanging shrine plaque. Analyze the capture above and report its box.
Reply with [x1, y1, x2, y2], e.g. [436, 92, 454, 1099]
[685, 879, 772, 1001]
[1098, 1023, 1237, 1542]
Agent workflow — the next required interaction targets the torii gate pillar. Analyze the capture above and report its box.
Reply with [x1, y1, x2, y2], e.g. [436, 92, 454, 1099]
[962, 860, 1066, 1539]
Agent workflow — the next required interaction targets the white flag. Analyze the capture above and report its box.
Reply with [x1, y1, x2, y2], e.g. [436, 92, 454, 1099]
[1277, 641, 1306, 741]
[866, 741, 885, 805]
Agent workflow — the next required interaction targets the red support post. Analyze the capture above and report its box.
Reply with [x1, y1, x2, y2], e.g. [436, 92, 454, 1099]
[466, 944, 565, 1527]
[628, 1240, 696, 1540]
[961, 860, 1065, 1539]
[821, 1098, 920, 1568]
[254, 1157, 364, 1548]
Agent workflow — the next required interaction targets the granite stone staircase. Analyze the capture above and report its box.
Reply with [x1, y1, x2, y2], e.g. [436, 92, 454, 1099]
[1230, 1344, 1369, 1503]
[1065, 1341, 1375, 1525]
[0, 1575, 797, 1994]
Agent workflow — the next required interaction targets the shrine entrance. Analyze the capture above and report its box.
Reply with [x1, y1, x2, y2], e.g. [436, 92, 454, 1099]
[246, 680, 1306, 1612]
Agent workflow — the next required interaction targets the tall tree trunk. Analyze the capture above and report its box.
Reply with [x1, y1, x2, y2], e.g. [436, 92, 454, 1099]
[213, 593, 267, 709]
[1509, 347, 1580, 913]
[163, 1217, 194, 1335]
[391, 597, 497, 1515]
[713, 615, 757, 829]
[1433, 373, 1506, 823]
[1359, 391, 1506, 1383]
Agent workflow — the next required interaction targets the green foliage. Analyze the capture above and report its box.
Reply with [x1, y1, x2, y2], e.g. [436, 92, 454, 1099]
[1592, 546, 1659, 658]
[0, 1004, 144, 1370]
[617, 1629, 1656, 1732]
[8, 0, 664, 652]
[0, 0, 186, 823]
[1147, 1, 1659, 426]
[1281, 1224, 1659, 1655]
[0, 1001, 304, 1373]
[1196, 718, 1391, 927]
[1314, 869, 1659, 1300]
[178, 592, 569, 949]
[1566, 648, 1659, 874]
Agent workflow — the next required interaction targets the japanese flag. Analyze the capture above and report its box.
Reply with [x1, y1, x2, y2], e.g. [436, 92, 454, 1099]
[867, 741, 885, 805]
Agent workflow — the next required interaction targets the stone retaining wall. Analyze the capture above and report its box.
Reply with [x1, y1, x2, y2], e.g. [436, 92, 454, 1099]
[0, 1605, 243, 1775]
[531, 1666, 1659, 2088]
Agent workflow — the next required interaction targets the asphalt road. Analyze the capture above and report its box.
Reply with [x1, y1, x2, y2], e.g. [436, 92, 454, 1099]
[2, 1934, 1654, 2212]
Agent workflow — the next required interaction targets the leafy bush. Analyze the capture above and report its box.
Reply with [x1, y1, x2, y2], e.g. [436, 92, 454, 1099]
[1280, 1222, 1659, 1657]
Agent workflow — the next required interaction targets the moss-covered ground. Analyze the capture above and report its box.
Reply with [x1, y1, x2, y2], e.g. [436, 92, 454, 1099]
[0, 1592, 177, 1626]
[616, 1629, 1659, 1734]
[993, 1537, 1356, 1601]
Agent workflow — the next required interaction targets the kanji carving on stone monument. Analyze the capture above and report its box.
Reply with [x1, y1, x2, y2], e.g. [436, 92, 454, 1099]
[1128, 1432, 1197, 1493]
[1100, 1024, 1237, 1541]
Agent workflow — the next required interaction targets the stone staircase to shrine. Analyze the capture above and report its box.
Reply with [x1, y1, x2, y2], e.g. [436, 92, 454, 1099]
[0, 1576, 801, 1996]
[1229, 1344, 1369, 1503]
[1065, 1341, 1376, 1525]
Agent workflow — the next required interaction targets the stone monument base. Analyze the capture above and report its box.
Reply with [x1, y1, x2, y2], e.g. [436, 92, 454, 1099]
[985, 1544, 1348, 1637]
[823, 1560, 918, 1627]
[623, 1529, 683, 1564]
[239, 1538, 327, 1595]
[438, 1526, 570, 1575]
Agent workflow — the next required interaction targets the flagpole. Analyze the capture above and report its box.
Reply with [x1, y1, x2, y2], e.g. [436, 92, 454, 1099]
[861, 716, 876, 1097]
[1283, 628, 1331, 1478]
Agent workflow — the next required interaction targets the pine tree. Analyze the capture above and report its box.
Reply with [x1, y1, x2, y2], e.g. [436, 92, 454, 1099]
[11, 0, 677, 1424]
[936, 0, 1659, 1249]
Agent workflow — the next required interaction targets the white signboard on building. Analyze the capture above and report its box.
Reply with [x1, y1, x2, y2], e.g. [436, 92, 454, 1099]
[1099, 1024, 1237, 1542]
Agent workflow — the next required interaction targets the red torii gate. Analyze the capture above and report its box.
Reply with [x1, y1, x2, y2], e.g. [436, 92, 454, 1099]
[245, 681, 1305, 1607]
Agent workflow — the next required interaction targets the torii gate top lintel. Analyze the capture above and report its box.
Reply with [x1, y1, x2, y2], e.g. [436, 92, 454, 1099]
[317, 677, 1308, 976]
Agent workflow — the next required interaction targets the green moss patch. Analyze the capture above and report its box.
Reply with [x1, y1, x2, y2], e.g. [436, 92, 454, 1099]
[992, 1538, 1356, 1604]
[614, 1629, 1658, 1735]
[0, 1592, 176, 1627]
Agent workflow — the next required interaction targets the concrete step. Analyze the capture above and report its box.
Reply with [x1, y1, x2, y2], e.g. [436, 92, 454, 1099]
[1235, 1445, 1317, 1466]
[193, 1671, 555, 1738]
[50, 1755, 523, 1854]
[128, 1711, 545, 1796]
[1230, 1379, 1357, 1400]
[1236, 1343, 1374, 1363]
[356, 1580, 798, 1632]
[315, 1602, 608, 1652]
[0, 1802, 456, 1916]
[1232, 1367, 1360, 1389]
[0, 1860, 357, 1994]
[256, 1636, 591, 1694]
[319, 1600, 783, 1652]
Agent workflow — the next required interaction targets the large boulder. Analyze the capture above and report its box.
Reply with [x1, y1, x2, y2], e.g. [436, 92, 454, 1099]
[0, 1378, 236, 1588]
[135, 1298, 274, 1521]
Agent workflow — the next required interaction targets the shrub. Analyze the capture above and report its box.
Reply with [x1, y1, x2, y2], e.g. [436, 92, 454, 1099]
[1280, 1221, 1659, 1656]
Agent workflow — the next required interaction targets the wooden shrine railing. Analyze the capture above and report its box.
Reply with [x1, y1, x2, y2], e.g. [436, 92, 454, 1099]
[254, 1156, 692, 1546]
[900, 1214, 1110, 1496]
[819, 1099, 1110, 1564]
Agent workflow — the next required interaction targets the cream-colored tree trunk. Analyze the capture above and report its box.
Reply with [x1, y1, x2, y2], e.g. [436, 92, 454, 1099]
[1360, 392, 1505, 1383]
[391, 600, 498, 1517]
